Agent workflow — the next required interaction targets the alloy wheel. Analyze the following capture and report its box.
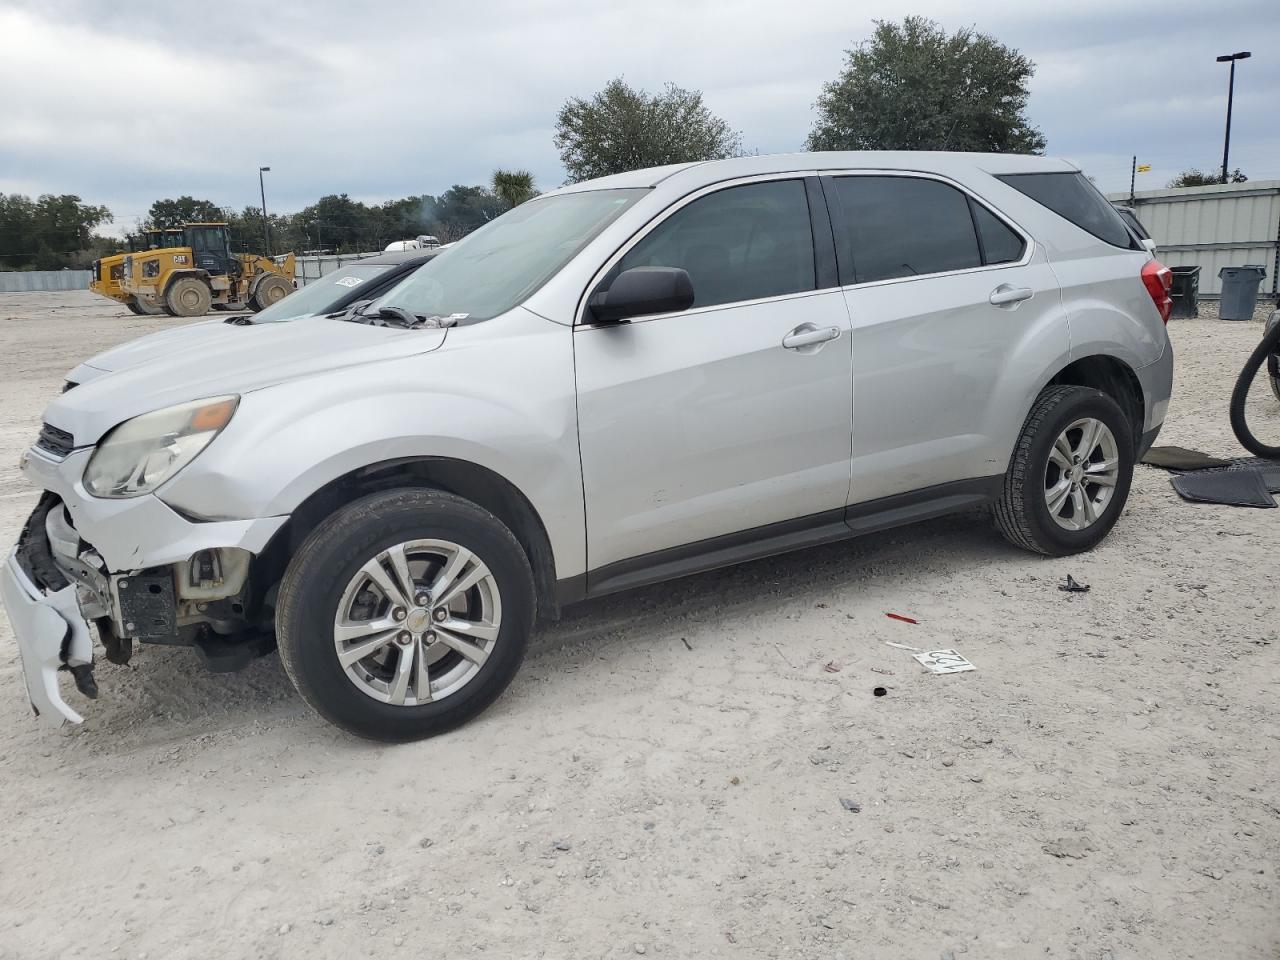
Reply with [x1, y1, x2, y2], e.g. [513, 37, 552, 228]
[1044, 417, 1120, 531]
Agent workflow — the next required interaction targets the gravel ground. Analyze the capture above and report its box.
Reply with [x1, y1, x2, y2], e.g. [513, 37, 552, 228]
[0, 291, 1277, 960]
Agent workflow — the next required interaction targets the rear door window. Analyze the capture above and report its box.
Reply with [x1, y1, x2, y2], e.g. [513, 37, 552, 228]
[971, 202, 1026, 265]
[617, 179, 816, 309]
[998, 172, 1137, 249]
[831, 176, 982, 284]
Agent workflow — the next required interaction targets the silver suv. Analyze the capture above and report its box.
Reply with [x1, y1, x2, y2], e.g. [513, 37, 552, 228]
[2, 152, 1174, 741]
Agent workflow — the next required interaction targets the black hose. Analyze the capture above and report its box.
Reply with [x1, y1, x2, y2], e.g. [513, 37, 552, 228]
[1229, 317, 1280, 459]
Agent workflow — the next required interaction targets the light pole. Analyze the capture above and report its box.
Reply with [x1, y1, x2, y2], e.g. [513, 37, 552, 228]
[258, 166, 272, 255]
[1216, 51, 1250, 184]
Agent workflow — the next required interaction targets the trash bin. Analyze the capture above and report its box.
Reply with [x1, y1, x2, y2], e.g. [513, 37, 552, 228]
[1217, 264, 1267, 320]
[1169, 265, 1201, 318]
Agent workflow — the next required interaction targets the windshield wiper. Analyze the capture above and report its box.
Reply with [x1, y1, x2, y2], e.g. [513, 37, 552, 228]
[334, 300, 459, 330]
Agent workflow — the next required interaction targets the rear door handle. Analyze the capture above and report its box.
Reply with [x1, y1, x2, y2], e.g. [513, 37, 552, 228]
[989, 284, 1034, 307]
[782, 324, 841, 350]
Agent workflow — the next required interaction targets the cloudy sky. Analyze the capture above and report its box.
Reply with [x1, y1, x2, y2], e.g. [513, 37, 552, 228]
[2, 0, 1277, 236]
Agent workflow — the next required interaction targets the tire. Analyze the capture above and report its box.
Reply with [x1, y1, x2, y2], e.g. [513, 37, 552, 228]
[993, 385, 1134, 556]
[165, 277, 212, 317]
[276, 489, 536, 742]
[251, 275, 292, 311]
[128, 295, 165, 316]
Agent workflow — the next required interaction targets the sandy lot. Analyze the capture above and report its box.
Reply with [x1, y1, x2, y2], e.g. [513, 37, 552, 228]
[0, 291, 1277, 960]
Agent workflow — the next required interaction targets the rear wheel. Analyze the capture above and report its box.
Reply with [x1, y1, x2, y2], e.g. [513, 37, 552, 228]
[276, 489, 536, 742]
[251, 275, 292, 311]
[165, 277, 212, 317]
[125, 298, 146, 315]
[993, 385, 1134, 556]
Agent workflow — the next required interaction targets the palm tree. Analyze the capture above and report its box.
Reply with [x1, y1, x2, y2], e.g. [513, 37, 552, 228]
[491, 169, 538, 210]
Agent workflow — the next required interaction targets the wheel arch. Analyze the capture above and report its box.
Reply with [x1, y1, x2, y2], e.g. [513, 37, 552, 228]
[256, 456, 561, 622]
[1045, 354, 1144, 448]
[161, 268, 212, 297]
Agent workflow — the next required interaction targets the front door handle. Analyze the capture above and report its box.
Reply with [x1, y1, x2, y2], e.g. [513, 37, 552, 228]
[782, 324, 841, 350]
[989, 284, 1034, 307]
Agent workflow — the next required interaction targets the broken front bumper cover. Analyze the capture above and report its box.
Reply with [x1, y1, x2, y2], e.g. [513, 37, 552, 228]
[1, 549, 95, 727]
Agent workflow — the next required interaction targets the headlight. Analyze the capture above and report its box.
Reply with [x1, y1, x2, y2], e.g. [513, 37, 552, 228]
[83, 396, 238, 498]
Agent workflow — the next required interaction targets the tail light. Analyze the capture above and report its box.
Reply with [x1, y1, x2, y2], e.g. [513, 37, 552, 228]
[1141, 259, 1173, 324]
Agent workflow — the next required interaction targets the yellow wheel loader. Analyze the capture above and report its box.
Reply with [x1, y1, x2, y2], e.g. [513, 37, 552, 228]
[89, 228, 184, 315]
[120, 223, 296, 318]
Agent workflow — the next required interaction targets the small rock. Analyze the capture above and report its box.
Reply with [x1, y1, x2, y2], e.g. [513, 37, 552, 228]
[394, 937, 405, 947]
[941, 758, 955, 767]
[634, 944, 647, 955]
[839, 798, 861, 813]
[730, 776, 740, 786]
[419, 837, 434, 848]
[968, 776, 984, 783]
[278, 923, 291, 935]
[553, 840, 571, 851]
[643, 822, 655, 831]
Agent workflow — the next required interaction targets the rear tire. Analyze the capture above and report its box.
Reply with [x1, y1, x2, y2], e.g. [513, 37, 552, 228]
[125, 299, 146, 315]
[251, 275, 292, 311]
[993, 385, 1134, 556]
[276, 489, 536, 742]
[165, 277, 212, 317]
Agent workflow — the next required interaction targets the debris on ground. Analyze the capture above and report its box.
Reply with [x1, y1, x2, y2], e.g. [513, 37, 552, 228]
[870, 667, 894, 675]
[839, 798, 861, 812]
[1059, 574, 1091, 593]
[873, 686, 888, 697]
[886, 612, 919, 624]
[912, 649, 977, 674]
[729, 776, 740, 786]
[1141, 445, 1232, 470]
[681, 637, 692, 651]
[553, 840, 571, 851]
[823, 660, 842, 673]
[1042, 836, 1095, 859]
[884, 641, 921, 652]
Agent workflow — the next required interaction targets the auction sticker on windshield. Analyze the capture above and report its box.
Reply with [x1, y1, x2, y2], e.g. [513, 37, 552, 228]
[335, 276, 364, 288]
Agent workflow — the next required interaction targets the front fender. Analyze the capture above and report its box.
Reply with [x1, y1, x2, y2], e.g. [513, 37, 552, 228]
[159, 310, 587, 578]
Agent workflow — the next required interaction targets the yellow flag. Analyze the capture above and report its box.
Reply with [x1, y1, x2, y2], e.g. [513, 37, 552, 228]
[1137, 164, 1152, 173]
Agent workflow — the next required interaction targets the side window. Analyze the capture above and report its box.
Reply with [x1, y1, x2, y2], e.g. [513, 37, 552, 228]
[971, 202, 1026, 265]
[616, 179, 815, 310]
[833, 176, 981, 283]
[998, 172, 1138, 250]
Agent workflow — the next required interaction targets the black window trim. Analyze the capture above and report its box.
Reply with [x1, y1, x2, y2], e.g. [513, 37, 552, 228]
[574, 172, 837, 327]
[820, 170, 1034, 289]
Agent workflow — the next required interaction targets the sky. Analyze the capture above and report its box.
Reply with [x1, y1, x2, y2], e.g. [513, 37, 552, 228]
[2, 0, 1277, 237]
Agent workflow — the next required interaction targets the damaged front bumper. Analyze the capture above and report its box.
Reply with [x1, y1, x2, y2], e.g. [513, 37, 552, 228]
[1, 444, 288, 728]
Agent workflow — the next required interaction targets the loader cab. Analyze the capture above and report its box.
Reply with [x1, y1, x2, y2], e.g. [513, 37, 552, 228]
[184, 223, 235, 277]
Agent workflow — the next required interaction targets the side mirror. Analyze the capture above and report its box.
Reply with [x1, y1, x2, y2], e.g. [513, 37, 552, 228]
[588, 266, 694, 324]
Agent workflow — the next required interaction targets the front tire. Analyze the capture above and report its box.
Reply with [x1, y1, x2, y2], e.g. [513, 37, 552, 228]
[252, 275, 292, 311]
[276, 489, 536, 741]
[993, 385, 1134, 556]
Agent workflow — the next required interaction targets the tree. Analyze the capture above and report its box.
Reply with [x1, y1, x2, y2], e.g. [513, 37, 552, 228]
[0, 192, 111, 269]
[806, 17, 1046, 154]
[491, 169, 538, 210]
[554, 78, 742, 183]
[145, 196, 226, 229]
[1168, 167, 1247, 188]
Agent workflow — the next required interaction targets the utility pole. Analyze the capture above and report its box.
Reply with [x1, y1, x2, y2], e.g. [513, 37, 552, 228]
[258, 166, 272, 255]
[1129, 156, 1136, 205]
[1216, 52, 1250, 184]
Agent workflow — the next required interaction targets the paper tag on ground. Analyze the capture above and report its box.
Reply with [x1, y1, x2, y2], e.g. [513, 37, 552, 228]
[912, 649, 976, 674]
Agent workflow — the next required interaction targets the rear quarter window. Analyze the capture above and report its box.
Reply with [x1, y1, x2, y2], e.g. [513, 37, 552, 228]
[998, 172, 1138, 250]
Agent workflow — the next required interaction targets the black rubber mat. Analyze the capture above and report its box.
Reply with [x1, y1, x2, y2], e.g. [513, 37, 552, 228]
[1171, 469, 1277, 508]
[1142, 446, 1233, 470]
[1228, 458, 1280, 493]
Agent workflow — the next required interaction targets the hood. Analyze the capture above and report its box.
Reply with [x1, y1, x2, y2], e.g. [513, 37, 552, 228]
[68, 318, 229, 384]
[47, 317, 448, 446]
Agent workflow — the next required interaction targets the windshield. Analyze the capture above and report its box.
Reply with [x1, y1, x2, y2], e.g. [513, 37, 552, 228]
[374, 188, 645, 321]
[254, 263, 391, 323]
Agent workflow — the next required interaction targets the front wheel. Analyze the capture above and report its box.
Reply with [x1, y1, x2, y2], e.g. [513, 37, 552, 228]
[993, 385, 1135, 556]
[276, 489, 536, 741]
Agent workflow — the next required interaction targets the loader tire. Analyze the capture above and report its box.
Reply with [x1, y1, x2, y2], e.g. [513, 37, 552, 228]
[165, 277, 212, 317]
[252, 275, 292, 311]
[128, 295, 165, 316]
